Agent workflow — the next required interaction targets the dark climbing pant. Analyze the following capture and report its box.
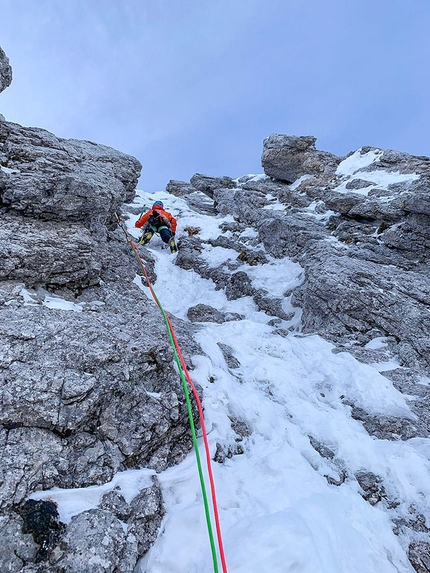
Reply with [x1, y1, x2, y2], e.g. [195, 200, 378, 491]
[140, 224, 173, 245]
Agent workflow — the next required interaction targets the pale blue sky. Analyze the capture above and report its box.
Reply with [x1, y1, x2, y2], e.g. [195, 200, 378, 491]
[1, 0, 429, 190]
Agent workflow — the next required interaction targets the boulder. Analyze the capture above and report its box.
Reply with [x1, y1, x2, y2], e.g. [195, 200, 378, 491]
[165, 179, 195, 197]
[261, 134, 341, 182]
[187, 303, 228, 323]
[49, 509, 138, 573]
[165, 179, 216, 215]
[127, 480, 165, 554]
[190, 173, 237, 198]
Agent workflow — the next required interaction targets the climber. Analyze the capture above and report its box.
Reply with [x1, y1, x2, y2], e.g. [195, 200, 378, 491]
[135, 201, 178, 253]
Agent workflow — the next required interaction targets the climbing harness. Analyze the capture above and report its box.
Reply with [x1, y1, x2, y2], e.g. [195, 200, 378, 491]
[115, 214, 228, 573]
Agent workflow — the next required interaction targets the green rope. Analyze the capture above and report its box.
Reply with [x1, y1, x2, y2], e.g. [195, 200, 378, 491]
[130, 245, 219, 573]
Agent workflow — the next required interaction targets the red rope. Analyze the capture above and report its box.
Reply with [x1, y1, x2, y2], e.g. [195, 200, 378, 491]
[130, 241, 228, 573]
[165, 313, 228, 573]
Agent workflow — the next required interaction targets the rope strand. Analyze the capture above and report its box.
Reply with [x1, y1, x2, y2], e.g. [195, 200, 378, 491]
[129, 241, 220, 573]
[115, 216, 227, 572]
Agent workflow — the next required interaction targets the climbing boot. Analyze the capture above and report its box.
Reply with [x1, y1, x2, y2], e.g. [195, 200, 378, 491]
[169, 237, 178, 254]
[137, 232, 152, 246]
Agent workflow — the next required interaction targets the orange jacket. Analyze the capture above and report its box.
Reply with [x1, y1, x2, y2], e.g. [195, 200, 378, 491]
[135, 206, 177, 233]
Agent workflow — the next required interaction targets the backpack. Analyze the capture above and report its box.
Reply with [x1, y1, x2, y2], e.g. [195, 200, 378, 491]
[148, 209, 169, 229]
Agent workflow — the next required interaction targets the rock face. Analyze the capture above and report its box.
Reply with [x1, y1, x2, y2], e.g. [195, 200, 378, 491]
[49, 509, 138, 573]
[0, 47, 197, 572]
[0, 227, 196, 570]
[173, 151, 430, 375]
[0, 214, 101, 288]
[190, 173, 236, 198]
[0, 45, 12, 93]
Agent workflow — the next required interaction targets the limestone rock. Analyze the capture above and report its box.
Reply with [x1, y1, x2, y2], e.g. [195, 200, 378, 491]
[291, 246, 430, 371]
[261, 134, 341, 182]
[225, 270, 255, 300]
[127, 479, 165, 554]
[409, 542, 430, 573]
[187, 303, 243, 324]
[188, 303, 229, 323]
[0, 120, 141, 225]
[49, 509, 138, 573]
[0, 45, 12, 93]
[165, 179, 195, 197]
[355, 472, 389, 506]
[190, 173, 237, 198]
[0, 280, 195, 511]
[100, 491, 131, 521]
[217, 342, 240, 369]
[0, 513, 38, 572]
[0, 65, 189, 569]
[0, 214, 101, 288]
[165, 179, 216, 215]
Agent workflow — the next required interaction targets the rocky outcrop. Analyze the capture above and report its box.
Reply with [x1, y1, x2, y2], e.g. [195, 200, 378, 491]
[1, 279, 195, 504]
[0, 45, 12, 93]
[175, 151, 427, 366]
[44, 479, 164, 573]
[166, 178, 217, 215]
[0, 120, 141, 226]
[49, 509, 138, 573]
[191, 143, 430, 377]
[0, 214, 101, 288]
[261, 134, 341, 182]
[187, 303, 243, 324]
[190, 173, 237, 198]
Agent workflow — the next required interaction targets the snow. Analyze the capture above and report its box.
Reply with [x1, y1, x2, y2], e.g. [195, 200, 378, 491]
[290, 174, 315, 190]
[334, 149, 420, 196]
[43, 295, 85, 312]
[263, 197, 286, 211]
[21, 287, 87, 312]
[336, 149, 383, 176]
[365, 337, 389, 350]
[20, 287, 39, 306]
[241, 256, 303, 297]
[239, 227, 258, 239]
[29, 468, 155, 524]
[235, 173, 268, 184]
[0, 165, 19, 174]
[333, 170, 420, 197]
[30, 188, 429, 572]
[200, 244, 238, 268]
